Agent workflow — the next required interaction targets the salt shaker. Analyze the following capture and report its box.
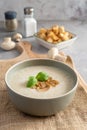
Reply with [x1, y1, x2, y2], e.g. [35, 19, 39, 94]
[23, 7, 37, 37]
[4, 11, 18, 31]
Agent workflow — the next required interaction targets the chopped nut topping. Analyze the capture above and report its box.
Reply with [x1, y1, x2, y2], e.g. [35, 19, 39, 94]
[35, 77, 59, 92]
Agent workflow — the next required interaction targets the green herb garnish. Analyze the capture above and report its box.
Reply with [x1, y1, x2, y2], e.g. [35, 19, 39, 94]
[36, 72, 49, 81]
[27, 76, 37, 88]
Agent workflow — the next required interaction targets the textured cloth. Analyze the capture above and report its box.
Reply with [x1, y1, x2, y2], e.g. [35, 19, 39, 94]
[0, 85, 87, 130]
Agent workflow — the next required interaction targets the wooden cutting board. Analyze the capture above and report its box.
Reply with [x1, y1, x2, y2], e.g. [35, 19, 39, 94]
[0, 41, 86, 91]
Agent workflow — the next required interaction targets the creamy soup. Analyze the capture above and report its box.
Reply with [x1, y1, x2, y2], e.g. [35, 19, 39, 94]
[8, 65, 74, 99]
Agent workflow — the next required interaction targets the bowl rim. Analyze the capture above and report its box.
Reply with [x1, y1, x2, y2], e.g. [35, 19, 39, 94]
[5, 58, 78, 100]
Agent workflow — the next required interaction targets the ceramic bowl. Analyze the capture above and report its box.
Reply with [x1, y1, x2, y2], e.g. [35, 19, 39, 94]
[5, 59, 78, 116]
[34, 32, 77, 50]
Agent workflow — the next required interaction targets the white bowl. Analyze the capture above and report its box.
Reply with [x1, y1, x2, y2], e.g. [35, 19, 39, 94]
[34, 32, 77, 50]
[5, 59, 78, 116]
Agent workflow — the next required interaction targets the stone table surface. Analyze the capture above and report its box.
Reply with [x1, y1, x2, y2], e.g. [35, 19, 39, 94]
[0, 20, 87, 83]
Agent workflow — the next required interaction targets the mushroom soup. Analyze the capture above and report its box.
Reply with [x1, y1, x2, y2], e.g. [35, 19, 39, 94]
[8, 65, 75, 99]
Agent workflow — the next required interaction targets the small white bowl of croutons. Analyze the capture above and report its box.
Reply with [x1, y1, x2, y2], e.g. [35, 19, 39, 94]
[34, 25, 77, 50]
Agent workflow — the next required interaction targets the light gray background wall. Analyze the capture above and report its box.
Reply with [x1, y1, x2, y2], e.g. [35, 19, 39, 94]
[0, 0, 87, 21]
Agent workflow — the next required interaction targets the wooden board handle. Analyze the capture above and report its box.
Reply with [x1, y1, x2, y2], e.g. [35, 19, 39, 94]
[19, 41, 47, 59]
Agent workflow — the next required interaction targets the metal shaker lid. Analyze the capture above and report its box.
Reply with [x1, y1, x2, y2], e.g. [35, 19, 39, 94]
[24, 7, 34, 15]
[4, 11, 17, 19]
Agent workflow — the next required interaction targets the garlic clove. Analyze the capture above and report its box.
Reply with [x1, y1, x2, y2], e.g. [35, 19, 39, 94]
[47, 47, 59, 59]
[0, 37, 16, 50]
[13, 33, 22, 42]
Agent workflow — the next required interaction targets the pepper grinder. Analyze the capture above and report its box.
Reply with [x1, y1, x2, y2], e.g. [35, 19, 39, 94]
[4, 11, 18, 31]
